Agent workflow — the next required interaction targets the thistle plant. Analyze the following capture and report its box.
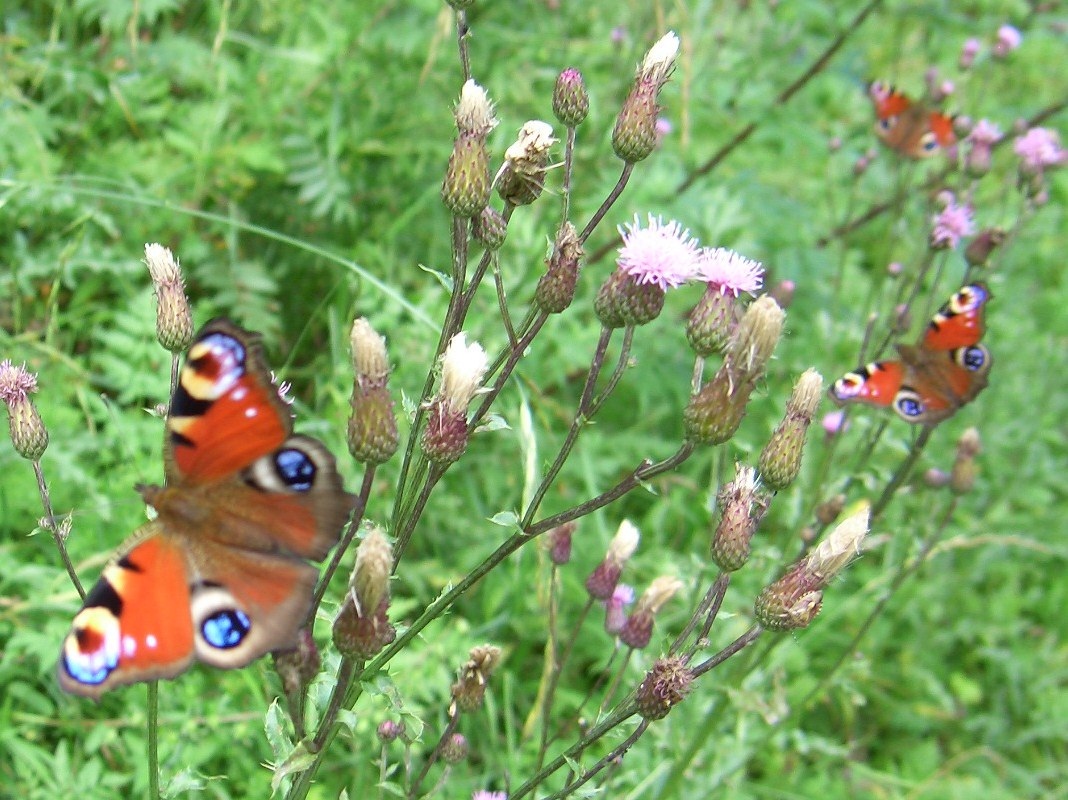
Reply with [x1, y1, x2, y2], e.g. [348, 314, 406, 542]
[1, 4, 1063, 800]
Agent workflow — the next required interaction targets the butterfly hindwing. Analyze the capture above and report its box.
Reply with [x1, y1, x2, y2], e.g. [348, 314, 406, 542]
[59, 319, 356, 698]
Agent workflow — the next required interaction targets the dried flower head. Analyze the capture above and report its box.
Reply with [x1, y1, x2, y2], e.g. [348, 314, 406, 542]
[348, 318, 398, 465]
[586, 520, 640, 600]
[422, 333, 488, 465]
[951, 427, 982, 494]
[755, 506, 868, 631]
[273, 628, 320, 696]
[451, 644, 502, 713]
[711, 465, 765, 571]
[636, 656, 693, 720]
[620, 575, 682, 649]
[965, 228, 1006, 267]
[349, 527, 393, 617]
[442, 81, 498, 217]
[0, 360, 48, 461]
[144, 243, 193, 353]
[759, 369, 823, 491]
[535, 222, 583, 314]
[612, 31, 680, 162]
[728, 295, 785, 384]
[496, 120, 557, 205]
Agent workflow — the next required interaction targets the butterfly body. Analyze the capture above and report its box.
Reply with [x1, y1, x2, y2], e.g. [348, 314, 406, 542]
[830, 284, 993, 425]
[59, 320, 355, 698]
[869, 81, 955, 158]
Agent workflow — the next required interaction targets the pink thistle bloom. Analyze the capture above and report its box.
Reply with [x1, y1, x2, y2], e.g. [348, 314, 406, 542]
[617, 214, 701, 290]
[930, 196, 975, 250]
[960, 37, 981, 68]
[1014, 127, 1068, 173]
[968, 119, 1003, 146]
[655, 117, 672, 139]
[604, 583, 636, 634]
[0, 361, 39, 405]
[693, 247, 764, 297]
[822, 409, 849, 437]
[993, 24, 1022, 57]
[472, 793, 507, 800]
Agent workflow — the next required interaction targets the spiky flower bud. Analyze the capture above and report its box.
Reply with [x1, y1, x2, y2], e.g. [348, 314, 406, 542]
[758, 369, 823, 491]
[441, 733, 469, 764]
[273, 628, 320, 696]
[636, 656, 693, 720]
[535, 222, 583, 314]
[333, 528, 396, 659]
[620, 575, 682, 649]
[473, 206, 508, 251]
[728, 295, 785, 385]
[348, 318, 398, 465]
[422, 333, 488, 465]
[755, 506, 868, 631]
[545, 521, 576, 565]
[594, 266, 665, 327]
[451, 644, 502, 713]
[496, 120, 557, 206]
[965, 228, 1006, 267]
[683, 364, 752, 445]
[442, 81, 498, 217]
[950, 427, 981, 494]
[0, 361, 48, 461]
[585, 520, 639, 600]
[612, 32, 680, 163]
[686, 286, 741, 357]
[377, 719, 404, 742]
[144, 243, 193, 353]
[711, 465, 765, 572]
[553, 68, 590, 127]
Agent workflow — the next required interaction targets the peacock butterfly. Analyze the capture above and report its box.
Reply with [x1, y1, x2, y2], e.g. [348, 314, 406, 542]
[830, 284, 993, 425]
[59, 319, 356, 698]
[869, 81, 956, 159]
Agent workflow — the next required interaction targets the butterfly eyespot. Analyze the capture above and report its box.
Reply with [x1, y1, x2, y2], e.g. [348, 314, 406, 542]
[919, 132, 939, 151]
[877, 117, 895, 131]
[201, 609, 252, 650]
[957, 345, 987, 371]
[893, 389, 925, 419]
[274, 448, 317, 492]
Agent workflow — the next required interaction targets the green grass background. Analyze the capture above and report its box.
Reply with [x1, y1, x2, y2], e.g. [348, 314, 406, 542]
[1, 1, 1066, 797]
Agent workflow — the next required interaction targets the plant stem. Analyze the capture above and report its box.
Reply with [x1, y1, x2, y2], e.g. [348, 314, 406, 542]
[33, 461, 84, 599]
[147, 681, 160, 800]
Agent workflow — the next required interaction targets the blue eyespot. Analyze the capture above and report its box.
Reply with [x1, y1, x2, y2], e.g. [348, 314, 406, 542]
[961, 346, 986, 371]
[275, 448, 316, 492]
[201, 609, 251, 650]
[895, 394, 924, 418]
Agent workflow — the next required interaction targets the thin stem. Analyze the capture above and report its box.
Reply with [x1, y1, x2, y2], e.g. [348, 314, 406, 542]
[596, 648, 633, 719]
[147, 681, 160, 800]
[670, 572, 730, 658]
[33, 462, 84, 599]
[311, 656, 360, 752]
[561, 126, 577, 223]
[536, 585, 591, 774]
[579, 163, 634, 243]
[409, 712, 460, 799]
[306, 467, 376, 625]
[543, 719, 649, 800]
[691, 625, 764, 678]
[871, 425, 934, 521]
[454, 10, 471, 83]
[586, 326, 635, 417]
[393, 465, 445, 566]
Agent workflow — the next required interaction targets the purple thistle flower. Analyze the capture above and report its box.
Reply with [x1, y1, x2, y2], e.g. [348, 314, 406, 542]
[694, 247, 765, 297]
[993, 24, 1022, 57]
[1014, 127, 1067, 173]
[930, 194, 976, 250]
[617, 214, 701, 290]
[604, 583, 635, 634]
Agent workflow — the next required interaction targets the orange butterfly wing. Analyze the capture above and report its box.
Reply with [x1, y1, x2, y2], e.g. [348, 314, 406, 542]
[868, 81, 955, 158]
[59, 320, 355, 698]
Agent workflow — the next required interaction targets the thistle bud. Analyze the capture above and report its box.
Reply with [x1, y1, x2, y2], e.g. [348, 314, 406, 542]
[965, 227, 1006, 267]
[594, 267, 665, 327]
[472, 206, 508, 251]
[144, 243, 193, 353]
[814, 494, 845, 526]
[348, 318, 398, 465]
[545, 521, 576, 565]
[728, 295, 785, 385]
[758, 369, 823, 491]
[553, 68, 590, 127]
[535, 222, 583, 314]
[686, 285, 740, 357]
[711, 465, 765, 572]
[755, 506, 868, 631]
[333, 527, 396, 659]
[451, 644, 502, 713]
[441, 733, 469, 764]
[683, 364, 752, 445]
[950, 427, 981, 494]
[377, 719, 404, 742]
[422, 333, 488, 465]
[445, 0, 475, 8]
[612, 32, 679, 163]
[0, 361, 48, 461]
[604, 584, 634, 634]
[636, 656, 693, 720]
[273, 628, 321, 696]
[585, 520, 639, 600]
[621, 575, 682, 649]
[496, 120, 557, 206]
[442, 81, 497, 217]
